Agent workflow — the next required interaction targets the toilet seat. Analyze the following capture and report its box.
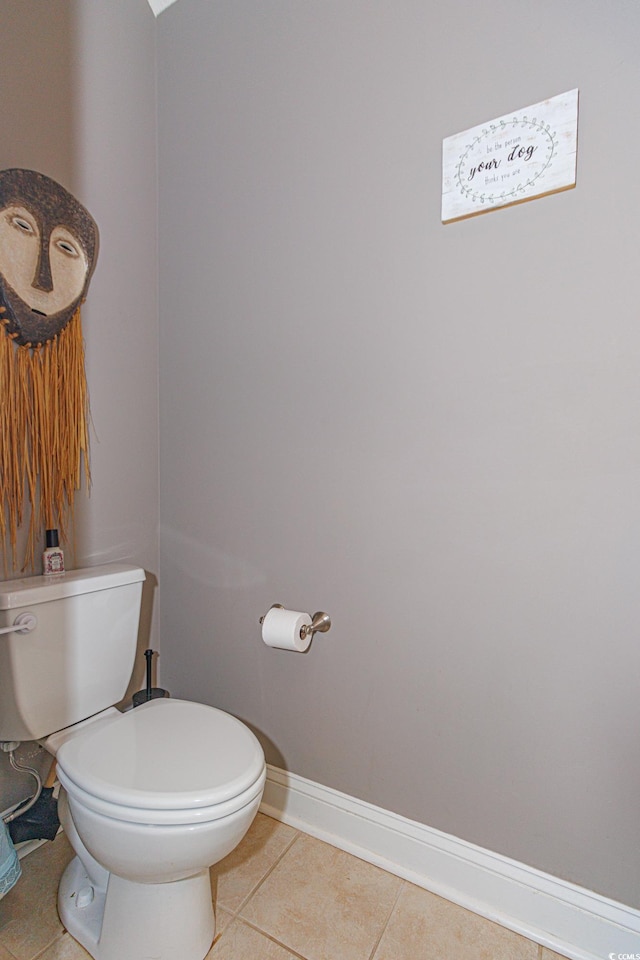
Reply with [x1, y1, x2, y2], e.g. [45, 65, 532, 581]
[57, 766, 265, 825]
[56, 699, 266, 824]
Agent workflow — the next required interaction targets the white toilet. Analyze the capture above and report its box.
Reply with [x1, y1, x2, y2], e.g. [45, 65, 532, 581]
[0, 563, 266, 960]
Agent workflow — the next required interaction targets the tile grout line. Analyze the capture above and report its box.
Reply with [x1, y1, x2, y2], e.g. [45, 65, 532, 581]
[366, 876, 407, 960]
[221, 826, 409, 960]
[29, 929, 68, 960]
[1, 939, 22, 960]
[233, 917, 311, 960]
[216, 829, 303, 932]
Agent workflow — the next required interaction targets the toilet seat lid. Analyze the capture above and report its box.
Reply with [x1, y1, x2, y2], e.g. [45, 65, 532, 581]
[56, 699, 265, 811]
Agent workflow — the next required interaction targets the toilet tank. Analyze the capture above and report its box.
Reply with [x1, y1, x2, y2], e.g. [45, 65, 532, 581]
[0, 563, 146, 742]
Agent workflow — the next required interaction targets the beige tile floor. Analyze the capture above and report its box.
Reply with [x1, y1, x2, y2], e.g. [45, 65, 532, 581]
[0, 813, 571, 960]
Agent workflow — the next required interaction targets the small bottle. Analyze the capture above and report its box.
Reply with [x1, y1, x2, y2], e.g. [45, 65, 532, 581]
[43, 529, 64, 576]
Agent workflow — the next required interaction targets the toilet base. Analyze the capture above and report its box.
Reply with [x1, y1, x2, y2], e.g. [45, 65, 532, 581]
[58, 855, 215, 960]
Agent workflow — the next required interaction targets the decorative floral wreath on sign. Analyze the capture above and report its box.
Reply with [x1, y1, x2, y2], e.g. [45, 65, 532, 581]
[0, 169, 99, 573]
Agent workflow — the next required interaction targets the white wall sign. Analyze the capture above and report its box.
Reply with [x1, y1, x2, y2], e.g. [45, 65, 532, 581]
[441, 89, 578, 223]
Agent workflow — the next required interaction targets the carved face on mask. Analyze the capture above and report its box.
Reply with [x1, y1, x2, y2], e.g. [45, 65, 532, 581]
[0, 169, 99, 346]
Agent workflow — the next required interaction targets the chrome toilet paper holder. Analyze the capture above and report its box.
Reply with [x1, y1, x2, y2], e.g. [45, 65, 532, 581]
[259, 604, 332, 641]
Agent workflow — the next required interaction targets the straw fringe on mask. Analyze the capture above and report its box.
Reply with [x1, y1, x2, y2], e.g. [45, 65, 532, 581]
[0, 307, 90, 574]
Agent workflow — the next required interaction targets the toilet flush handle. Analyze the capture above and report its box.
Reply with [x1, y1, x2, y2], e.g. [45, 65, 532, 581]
[0, 613, 37, 636]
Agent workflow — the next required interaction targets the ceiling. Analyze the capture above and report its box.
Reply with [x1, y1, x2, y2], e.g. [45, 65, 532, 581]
[147, 0, 179, 16]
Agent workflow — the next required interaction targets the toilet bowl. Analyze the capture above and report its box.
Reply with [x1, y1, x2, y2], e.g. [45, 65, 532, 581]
[0, 563, 267, 960]
[49, 697, 266, 960]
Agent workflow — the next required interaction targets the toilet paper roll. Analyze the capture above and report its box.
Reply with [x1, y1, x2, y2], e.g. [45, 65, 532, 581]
[262, 607, 313, 652]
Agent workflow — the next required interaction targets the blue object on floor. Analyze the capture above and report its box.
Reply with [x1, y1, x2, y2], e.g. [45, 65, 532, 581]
[0, 817, 21, 898]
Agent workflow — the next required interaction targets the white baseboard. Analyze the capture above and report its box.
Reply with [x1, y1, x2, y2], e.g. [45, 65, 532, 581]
[260, 765, 640, 960]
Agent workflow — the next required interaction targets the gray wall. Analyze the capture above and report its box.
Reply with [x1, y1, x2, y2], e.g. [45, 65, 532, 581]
[0, 0, 159, 808]
[158, 0, 640, 908]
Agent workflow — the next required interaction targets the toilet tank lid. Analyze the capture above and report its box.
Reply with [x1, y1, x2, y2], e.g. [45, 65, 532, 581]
[0, 563, 146, 609]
